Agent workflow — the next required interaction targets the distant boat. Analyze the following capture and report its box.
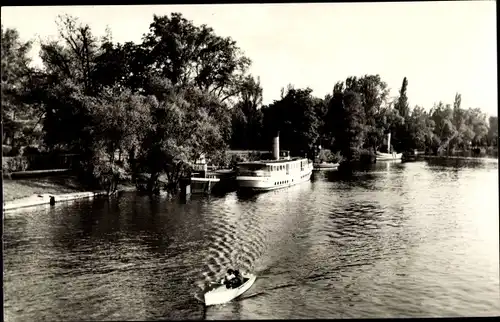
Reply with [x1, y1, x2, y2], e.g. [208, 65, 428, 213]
[376, 133, 402, 161]
[313, 162, 339, 170]
[376, 151, 403, 161]
[236, 133, 313, 191]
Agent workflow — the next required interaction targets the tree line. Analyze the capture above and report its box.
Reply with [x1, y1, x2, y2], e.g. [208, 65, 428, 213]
[2, 13, 498, 194]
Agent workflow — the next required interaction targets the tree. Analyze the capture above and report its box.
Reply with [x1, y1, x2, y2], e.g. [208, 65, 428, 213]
[450, 93, 468, 150]
[356, 74, 390, 152]
[230, 75, 264, 150]
[40, 15, 102, 95]
[392, 77, 412, 152]
[313, 94, 331, 149]
[406, 106, 433, 150]
[1, 25, 34, 151]
[138, 82, 231, 193]
[487, 116, 498, 146]
[464, 108, 488, 146]
[141, 13, 251, 104]
[78, 88, 155, 192]
[35, 15, 112, 152]
[394, 77, 410, 119]
[327, 83, 366, 162]
[261, 87, 320, 157]
[324, 81, 345, 150]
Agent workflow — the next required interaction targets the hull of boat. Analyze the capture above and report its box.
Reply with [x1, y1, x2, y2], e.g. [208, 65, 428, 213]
[313, 162, 339, 170]
[204, 274, 257, 306]
[236, 167, 313, 191]
[376, 152, 402, 161]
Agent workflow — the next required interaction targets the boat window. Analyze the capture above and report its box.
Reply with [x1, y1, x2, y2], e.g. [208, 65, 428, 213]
[237, 164, 267, 171]
[237, 164, 268, 176]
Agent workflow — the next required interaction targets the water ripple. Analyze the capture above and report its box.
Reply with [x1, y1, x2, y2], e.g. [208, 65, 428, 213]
[3, 160, 500, 320]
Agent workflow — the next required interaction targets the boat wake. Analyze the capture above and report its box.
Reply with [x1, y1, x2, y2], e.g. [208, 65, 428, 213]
[237, 290, 268, 300]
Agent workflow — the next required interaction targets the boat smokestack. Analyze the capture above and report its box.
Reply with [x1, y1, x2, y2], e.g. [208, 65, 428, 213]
[272, 132, 280, 160]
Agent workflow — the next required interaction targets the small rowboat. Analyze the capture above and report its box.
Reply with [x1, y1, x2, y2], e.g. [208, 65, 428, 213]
[204, 273, 257, 306]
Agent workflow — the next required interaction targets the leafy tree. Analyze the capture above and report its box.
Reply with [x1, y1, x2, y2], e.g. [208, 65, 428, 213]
[465, 107, 488, 146]
[313, 94, 330, 149]
[138, 82, 230, 193]
[487, 116, 498, 146]
[141, 13, 251, 104]
[356, 75, 390, 152]
[430, 102, 456, 151]
[450, 93, 468, 150]
[327, 85, 366, 162]
[230, 75, 264, 150]
[406, 106, 434, 150]
[393, 77, 411, 151]
[394, 77, 410, 119]
[1, 25, 35, 151]
[262, 87, 320, 157]
[40, 15, 101, 95]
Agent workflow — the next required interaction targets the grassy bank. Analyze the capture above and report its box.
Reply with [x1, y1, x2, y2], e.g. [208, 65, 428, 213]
[3, 175, 136, 202]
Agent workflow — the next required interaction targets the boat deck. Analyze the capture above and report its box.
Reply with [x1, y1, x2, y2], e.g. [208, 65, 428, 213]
[238, 157, 309, 165]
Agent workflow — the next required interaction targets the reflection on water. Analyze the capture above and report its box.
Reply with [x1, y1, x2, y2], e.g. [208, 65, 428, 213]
[3, 158, 499, 320]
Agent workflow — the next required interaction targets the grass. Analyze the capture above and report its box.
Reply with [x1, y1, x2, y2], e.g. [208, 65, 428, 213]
[2, 175, 87, 202]
[3, 175, 137, 202]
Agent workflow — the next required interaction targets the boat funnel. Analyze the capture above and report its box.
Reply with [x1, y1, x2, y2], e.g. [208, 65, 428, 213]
[272, 132, 280, 160]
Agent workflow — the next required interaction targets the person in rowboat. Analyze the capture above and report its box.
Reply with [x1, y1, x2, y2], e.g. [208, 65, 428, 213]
[222, 269, 236, 288]
[233, 270, 242, 286]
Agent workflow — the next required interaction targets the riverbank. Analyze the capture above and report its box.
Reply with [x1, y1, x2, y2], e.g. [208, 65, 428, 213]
[3, 175, 86, 202]
[3, 175, 136, 212]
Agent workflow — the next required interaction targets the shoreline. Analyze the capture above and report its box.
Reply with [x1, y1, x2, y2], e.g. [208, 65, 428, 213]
[3, 185, 137, 212]
[4, 153, 496, 212]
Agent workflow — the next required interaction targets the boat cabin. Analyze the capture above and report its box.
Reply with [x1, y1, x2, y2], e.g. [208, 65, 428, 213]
[236, 157, 311, 177]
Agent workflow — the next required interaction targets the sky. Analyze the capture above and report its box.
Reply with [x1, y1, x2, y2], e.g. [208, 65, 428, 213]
[1, 2, 497, 116]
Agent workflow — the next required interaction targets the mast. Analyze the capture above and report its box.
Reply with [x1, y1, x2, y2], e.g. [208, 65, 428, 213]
[387, 132, 391, 154]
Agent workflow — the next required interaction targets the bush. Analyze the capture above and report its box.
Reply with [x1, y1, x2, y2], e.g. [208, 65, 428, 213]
[317, 149, 343, 163]
[230, 154, 247, 168]
[2, 145, 12, 156]
[4, 145, 21, 156]
[2, 156, 30, 173]
[209, 151, 233, 169]
[358, 148, 376, 164]
[22, 146, 42, 156]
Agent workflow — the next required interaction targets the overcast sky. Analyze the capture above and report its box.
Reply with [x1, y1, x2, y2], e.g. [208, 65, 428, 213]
[1, 2, 497, 116]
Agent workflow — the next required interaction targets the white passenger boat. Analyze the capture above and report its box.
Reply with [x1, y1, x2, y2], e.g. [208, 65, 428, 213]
[236, 134, 313, 191]
[204, 273, 257, 306]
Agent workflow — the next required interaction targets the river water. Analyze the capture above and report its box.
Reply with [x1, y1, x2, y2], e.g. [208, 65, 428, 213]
[3, 158, 499, 320]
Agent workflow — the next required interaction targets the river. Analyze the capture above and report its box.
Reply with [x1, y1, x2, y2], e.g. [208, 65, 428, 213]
[3, 158, 499, 320]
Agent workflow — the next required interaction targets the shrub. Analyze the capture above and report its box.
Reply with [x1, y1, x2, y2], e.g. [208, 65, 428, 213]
[317, 149, 343, 163]
[209, 151, 233, 169]
[2, 156, 29, 173]
[2, 145, 12, 156]
[22, 146, 42, 155]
